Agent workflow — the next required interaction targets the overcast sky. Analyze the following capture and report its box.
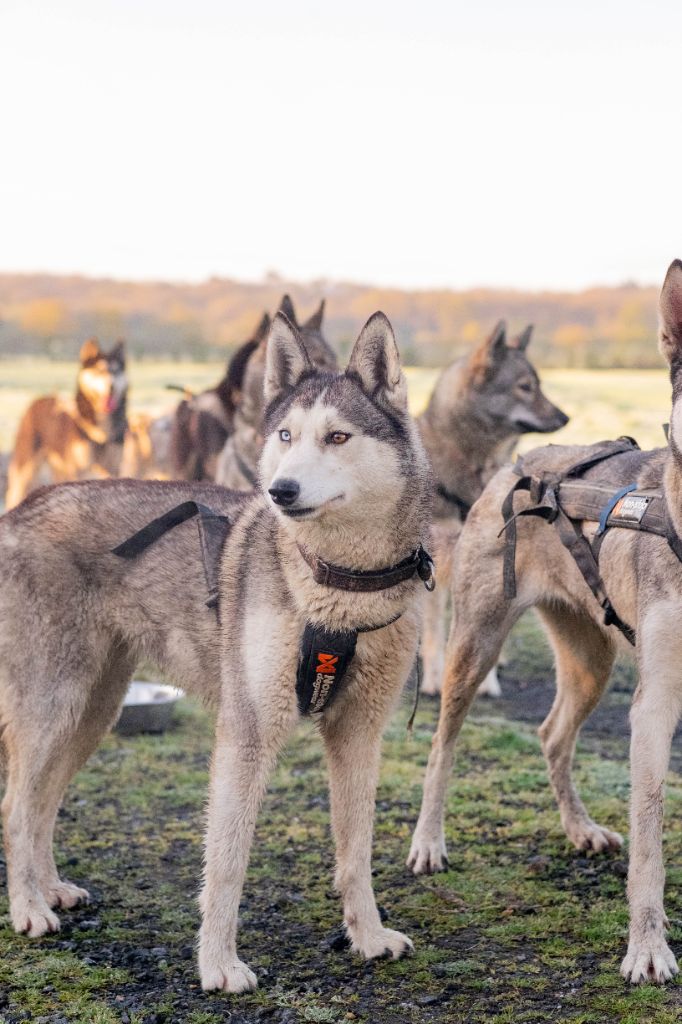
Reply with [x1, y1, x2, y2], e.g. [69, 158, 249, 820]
[1, 0, 680, 290]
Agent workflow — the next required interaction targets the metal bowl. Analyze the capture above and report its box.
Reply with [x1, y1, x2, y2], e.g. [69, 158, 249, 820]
[114, 681, 184, 735]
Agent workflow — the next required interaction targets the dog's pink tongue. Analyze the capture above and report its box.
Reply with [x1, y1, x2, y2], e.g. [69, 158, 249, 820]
[106, 394, 118, 413]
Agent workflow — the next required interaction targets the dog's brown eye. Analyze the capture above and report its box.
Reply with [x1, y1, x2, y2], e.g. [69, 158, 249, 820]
[327, 431, 351, 445]
[517, 381, 533, 394]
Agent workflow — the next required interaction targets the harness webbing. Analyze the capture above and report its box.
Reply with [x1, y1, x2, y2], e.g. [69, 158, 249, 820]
[436, 483, 472, 520]
[498, 437, 669, 647]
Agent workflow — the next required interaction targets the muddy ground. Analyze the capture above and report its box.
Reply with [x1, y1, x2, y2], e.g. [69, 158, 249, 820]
[1, 614, 682, 1024]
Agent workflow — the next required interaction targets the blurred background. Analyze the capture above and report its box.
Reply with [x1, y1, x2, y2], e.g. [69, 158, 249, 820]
[1, 0, 681, 446]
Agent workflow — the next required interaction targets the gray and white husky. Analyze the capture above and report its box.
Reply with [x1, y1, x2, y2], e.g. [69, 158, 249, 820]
[0, 311, 433, 994]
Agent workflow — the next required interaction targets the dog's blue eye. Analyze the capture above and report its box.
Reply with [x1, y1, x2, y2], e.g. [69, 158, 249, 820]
[279, 429, 291, 442]
[327, 431, 351, 445]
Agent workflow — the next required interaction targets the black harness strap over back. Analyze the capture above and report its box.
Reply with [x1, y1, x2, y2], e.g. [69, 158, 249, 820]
[112, 500, 231, 608]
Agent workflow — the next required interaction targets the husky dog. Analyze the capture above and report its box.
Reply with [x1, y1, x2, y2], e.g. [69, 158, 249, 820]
[408, 260, 682, 985]
[418, 323, 568, 695]
[120, 411, 174, 480]
[216, 295, 337, 489]
[5, 338, 128, 509]
[169, 313, 271, 481]
[0, 311, 433, 994]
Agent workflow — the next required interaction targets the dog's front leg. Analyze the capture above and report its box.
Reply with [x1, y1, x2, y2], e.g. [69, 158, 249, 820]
[198, 707, 289, 993]
[621, 610, 682, 984]
[321, 706, 413, 960]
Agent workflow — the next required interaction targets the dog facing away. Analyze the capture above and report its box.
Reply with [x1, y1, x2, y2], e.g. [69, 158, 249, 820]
[216, 295, 337, 489]
[5, 338, 128, 509]
[409, 259, 682, 985]
[169, 312, 271, 481]
[0, 311, 433, 993]
[418, 322, 568, 695]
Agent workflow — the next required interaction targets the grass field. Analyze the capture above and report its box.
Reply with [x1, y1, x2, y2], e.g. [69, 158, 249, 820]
[1, 359, 681, 1022]
[0, 359, 673, 452]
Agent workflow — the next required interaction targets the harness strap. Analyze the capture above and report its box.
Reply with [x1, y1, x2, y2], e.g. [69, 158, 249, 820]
[436, 483, 472, 520]
[297, 543, 435, 593]
[111, 500, 231, 608]
[234, 450, 258, 488]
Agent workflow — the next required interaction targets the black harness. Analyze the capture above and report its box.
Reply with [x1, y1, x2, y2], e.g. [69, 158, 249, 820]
[500, 436, 682, 646]
[111, 502, 435, 716]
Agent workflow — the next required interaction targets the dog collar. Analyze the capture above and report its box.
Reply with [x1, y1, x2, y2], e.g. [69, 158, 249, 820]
[297, 543, 435, 592]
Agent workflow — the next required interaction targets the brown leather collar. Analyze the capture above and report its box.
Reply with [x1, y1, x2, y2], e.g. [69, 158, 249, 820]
[297, 543, 435, 592]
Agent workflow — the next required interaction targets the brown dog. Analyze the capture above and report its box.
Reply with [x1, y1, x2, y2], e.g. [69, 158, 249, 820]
[169, 313, 271, 481]
[5, 338, 128, 508]
[418, 323, 568, 695]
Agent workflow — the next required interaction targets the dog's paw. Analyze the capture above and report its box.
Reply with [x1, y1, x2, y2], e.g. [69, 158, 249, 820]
[349, 926, 414, 961]
[621, 938, 679, 984]
[11, 895, 60, 938]
[200, 955, 257, 993]
[45, 880, 90, 911]
[406, 831, 448, 874]
[567, 819, 623, 853]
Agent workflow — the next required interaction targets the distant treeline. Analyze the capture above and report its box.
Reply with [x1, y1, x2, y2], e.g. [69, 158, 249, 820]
[0, 271, 662, 368]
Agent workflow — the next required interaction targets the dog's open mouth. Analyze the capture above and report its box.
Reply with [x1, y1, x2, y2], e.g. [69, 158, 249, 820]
[279, 494, 345, 519]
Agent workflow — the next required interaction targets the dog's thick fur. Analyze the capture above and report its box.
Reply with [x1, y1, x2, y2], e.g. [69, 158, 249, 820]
[169, 313, 271, 481]
[5, 339, 128, 508]
[418, 323, 567, 694]
[216, 296, 337, 489]
[408, 260, 682, 985]
[0, 311, 432, 993]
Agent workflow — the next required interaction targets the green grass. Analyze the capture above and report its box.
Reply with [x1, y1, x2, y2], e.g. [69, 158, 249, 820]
[1, 620, 682, 1022]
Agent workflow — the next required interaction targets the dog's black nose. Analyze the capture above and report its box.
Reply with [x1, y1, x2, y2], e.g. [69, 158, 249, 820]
[268, 478, 300, 506]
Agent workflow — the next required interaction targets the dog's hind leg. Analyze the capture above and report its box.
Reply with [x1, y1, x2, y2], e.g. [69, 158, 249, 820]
[536, 603, 621, 853]
[621, 605, 682, 984]
[408, 597, 520, 874]
[1, 648, 135, 935]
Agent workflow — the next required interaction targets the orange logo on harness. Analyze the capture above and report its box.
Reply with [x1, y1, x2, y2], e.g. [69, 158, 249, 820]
[316, 653, 338, 675]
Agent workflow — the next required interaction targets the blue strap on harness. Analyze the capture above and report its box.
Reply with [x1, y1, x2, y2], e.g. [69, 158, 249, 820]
[596, 483, 637, 536]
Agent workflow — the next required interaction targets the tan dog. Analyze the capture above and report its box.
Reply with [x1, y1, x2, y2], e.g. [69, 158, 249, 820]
[417, 323, 567, 695]
[0, 311, 433, 994]
[5, 338, 128, 508]
[409, 259, 682, 986]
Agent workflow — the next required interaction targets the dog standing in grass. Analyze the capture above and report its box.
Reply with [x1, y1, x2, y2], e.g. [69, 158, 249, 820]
[5, 338, 128, 508]
[417, 322, 568, 695]
[0, 311, 433, 993]
[409, 259, 682, 986]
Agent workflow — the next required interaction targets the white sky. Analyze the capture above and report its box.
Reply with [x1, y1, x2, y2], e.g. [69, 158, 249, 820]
[1, 0, 680, 290]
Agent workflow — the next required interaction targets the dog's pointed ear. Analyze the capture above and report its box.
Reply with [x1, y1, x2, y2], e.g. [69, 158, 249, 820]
[110, 338, 126, 364]
[659, 260, 682, 366]
[509, 324, 533, 351]
[277, 294, 298, 328]
[469, 320, 507, 384]
[303, 299, 325, 333]
[254, 312, 271, 344]
[347, 312, 407, 412]
[80, 337, 102, 364]
[264, 313, 313, 405]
